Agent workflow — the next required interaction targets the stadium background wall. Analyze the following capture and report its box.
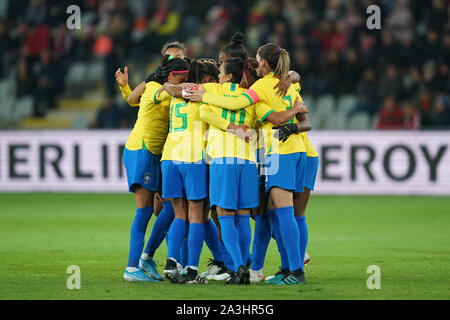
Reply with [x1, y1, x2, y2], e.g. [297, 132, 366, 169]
[0, 130, 449, 195]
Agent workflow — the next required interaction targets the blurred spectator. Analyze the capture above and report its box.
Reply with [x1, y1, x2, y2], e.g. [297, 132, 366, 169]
[0, 0, 448, 131]
[427, 96, 450, 128]
[15, 57, 34, 97]
[0, 20, 13, 78]
[22, 22, 50, 58]
[379, 64, 401, 99]
[375, 96, 404, 130]
[402, 100, 420, 130]
[91, 97, 121, 129]
[33, 49, 61, 116]
[348, 68, 380, 118]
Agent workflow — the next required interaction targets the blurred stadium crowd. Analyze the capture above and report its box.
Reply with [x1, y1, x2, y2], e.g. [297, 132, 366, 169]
[0, 0, 449, 130]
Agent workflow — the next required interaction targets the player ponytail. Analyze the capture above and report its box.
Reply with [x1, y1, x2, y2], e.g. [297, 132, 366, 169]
[221, 32, 248, 61]
[222, 58, 258, 89]
[257, 43, 290, 79]
[240, 58, 258, 89]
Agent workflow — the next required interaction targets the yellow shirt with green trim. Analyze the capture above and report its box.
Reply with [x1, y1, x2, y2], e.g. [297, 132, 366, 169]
[125, 81, 170, 154]
[202, 73, 305, 155]
[292, 83, 318, 157]
[161, 97, 207, 163]
[201, 82, 265, 162]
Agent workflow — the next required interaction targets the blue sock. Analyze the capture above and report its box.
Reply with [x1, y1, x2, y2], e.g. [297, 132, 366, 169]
[179, 224, 189, 267]
[235, 214, 251, 266]
[220, 241, 235, 271]
[144, 201, 174, 257]
[187, 223, 205, 268]
[204, 219, 224, 262]
[127, 206, 153, 268]
[274, 207, 301, 271]
[218, 215, 243, 272]
[296, 216, 308, 268]
[250, 213, 272, 271]
[269, 210, 289, 270]
[167, 218, 186, 261]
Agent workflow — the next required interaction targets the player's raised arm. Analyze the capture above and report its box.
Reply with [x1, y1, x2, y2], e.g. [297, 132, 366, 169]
[128, 81, 147, 105]
[116, 67, 140, 107]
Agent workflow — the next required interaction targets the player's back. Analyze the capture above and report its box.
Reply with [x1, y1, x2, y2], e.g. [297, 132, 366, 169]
[162, 97, 207, 163]
[126, 81, 170, 154]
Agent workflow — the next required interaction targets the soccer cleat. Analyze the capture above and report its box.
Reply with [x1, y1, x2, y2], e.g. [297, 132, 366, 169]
[249, 268, 264, 283]
[186, 267, 208, 284]
[123, 269, 159, 282]
[304, 252, 311, 266]
[265, 268, 290, 284]
[225, 265, 250, 285]
[163, 258, 179, 280]
[278, 268, 307, 285]
[200, 259, 230, 280]
[225, 271, 239, 284]
[139, 258, 163, 281]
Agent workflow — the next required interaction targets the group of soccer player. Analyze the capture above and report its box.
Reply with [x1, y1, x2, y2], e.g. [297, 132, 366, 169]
[115, 33, 319, 285]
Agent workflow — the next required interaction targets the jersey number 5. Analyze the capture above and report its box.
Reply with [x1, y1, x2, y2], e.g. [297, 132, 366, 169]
[170, 103, 188, 132]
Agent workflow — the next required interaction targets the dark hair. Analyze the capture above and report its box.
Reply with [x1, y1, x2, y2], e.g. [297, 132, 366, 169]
[257, 43, 290, 78]
[161, 41, 186, 56]
[223, 58, 258, 89]
[220, 32, 248, 61]
[155, 55, 189, 84]
[187, 59, 219, 84]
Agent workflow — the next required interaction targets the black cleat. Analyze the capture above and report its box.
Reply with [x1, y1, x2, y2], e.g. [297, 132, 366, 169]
[238, 265, 250, 285]
[186, 267, 208, 284]
[281, 268, 307, 285]
[225, 271, 239, 284]
[226, 265, 250, 285]
[163, 258, 178, 280]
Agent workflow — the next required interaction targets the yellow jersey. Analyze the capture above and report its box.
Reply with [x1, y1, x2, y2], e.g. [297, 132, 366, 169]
[202, 73, 306, 155]
[292, 82, 318, 158]
[161, 97, 207, 163]
[201, 82, 276, 162]
[121, 82, 170, 154]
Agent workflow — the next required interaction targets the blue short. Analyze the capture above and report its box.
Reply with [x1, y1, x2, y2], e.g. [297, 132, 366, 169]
[161, 160, 208, 200]
[304, 156, 319, 191]
[264, 152, 307, 193]
[209, 158, 259, 210]
[123, 148, 161, 193]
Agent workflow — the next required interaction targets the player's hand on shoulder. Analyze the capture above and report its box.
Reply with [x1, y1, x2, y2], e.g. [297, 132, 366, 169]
[274, 76, 291, 97]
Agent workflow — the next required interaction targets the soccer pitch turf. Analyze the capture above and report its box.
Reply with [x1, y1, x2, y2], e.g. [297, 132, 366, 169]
[0, 193, 448, 300]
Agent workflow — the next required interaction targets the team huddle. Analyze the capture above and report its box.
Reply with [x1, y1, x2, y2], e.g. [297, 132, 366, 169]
[115, 33, 319, 285]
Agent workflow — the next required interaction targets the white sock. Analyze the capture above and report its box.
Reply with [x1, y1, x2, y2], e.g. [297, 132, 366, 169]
[126, 267, 139, 273]
[141, 253, 153, 261]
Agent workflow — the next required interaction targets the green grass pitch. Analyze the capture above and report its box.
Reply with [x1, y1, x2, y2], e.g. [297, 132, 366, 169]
[0, 193, 449, 300]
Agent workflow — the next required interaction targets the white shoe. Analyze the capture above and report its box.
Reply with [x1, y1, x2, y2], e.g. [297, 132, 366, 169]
[199, 259, 230, 280]
[304, 252, 311, 266]
[249, 268, 264, 283]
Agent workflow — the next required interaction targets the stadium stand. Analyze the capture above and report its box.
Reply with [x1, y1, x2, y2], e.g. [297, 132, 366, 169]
[0, 0, 448, 130]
